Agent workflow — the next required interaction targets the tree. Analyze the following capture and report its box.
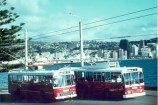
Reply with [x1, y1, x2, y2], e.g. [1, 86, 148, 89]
[0, 0, 25, 70]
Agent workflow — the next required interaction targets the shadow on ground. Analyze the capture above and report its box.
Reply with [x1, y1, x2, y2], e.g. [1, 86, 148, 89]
[0, 94, 134, 103]
[0, 94, 54, 103]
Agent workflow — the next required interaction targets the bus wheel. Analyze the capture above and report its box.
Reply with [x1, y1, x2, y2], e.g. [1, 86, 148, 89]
[40, 90, 46, 100]
[104, 90, 110, 100]
[12, 88, 21, 100]
[15, 88, 21, 96]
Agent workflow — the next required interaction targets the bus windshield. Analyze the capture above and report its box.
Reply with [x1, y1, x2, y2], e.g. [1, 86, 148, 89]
[53, 75, 75, 87]
[123, 73, 131, 85]
[123, 72, 144, 85]
[131, 72, 139, 84]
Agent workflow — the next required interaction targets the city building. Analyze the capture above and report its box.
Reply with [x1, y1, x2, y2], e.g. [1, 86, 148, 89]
[118, 49, 124, 60]
[131, 44, 139, 56]
[112, 51, 118, 60]
[140, 46, 151, 58]
[119, 39, 130, 58]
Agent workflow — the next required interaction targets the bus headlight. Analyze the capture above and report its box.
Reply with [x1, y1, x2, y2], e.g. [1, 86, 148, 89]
[140, 89, 142, 92]
[128, 91, 131, 94]
[57, 93, 62, 97]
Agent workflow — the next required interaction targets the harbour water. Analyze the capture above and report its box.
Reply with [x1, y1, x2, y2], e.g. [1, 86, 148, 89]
[0, 58, 157, 88]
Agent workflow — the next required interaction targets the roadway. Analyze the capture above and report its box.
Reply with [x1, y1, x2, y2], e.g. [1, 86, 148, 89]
[0, 90, 157, 105]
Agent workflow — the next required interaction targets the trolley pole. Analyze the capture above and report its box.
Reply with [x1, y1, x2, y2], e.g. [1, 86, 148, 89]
[25, 29, 28, 70]
[79, 21, 84, 67]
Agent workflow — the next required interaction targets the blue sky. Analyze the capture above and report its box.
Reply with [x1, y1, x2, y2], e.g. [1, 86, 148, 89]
[6, 0, 157, 42]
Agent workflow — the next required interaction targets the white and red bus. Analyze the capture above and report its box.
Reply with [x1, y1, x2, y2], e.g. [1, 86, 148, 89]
[72, 61, 146, 99]
[8, 67, 77, 100]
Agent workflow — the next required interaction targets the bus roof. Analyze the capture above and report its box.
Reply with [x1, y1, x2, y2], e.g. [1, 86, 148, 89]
[8, 67, 73, 76]
[8, 70, 54, 75]
[71, 66, 142, 73]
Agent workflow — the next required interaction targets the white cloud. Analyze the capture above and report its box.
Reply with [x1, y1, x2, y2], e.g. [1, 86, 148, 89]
[6, 0, 157, 42]
[9, 0, 51, 15]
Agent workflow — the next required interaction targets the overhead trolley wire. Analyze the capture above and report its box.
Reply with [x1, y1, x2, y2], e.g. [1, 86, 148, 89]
[32, 12, 157, 40]
[83, 13, 157, 30]
[30, 6, 157, 39]
[30, 25, 79, 38]
[36, 33, 157, 43]
[31, 29, 79, 40]
[84, 6, 157, 25]
[91, 33, 158, 41]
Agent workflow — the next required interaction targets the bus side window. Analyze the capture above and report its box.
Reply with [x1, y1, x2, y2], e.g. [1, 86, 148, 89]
[34, 76, 39, 83]
[104, 72, 111, 82]
[74, 72, 77, 82]
[77, 71, 85, 81]
[71, 75, 76, 85]
[139, 72, 144, 83]
[66, 75, 71, 85]
[86, 72, 93, 81]
[94, 72, 102, 81]
[17, 75, 22, 83]
[45, 75, 52, 85]
[122, 75, 125, 85]
[111, 72, 117, 82]
[38, 75, 45, 84]
[12, 75, 18, 83]
[116, 74, 122, 83]
[23, 75, 28, 83]
[111, 72, 122, 83]
[8, 75, 12, 83]
[28, 75, 34, 83]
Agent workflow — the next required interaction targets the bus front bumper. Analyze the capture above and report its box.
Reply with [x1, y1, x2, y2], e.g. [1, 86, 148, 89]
[55, 94, 77, 100]
[123, 92, 146, 98]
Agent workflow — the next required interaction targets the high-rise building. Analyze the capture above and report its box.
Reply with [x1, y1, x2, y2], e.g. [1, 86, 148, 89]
[118, 49, 124, 60]
[124, 51, 127, 59]
[112, 51, 118, 60]
[119, 39, 130, 58]
[140, 40, 145, 48]
[131, 45, 139, 56]
[140, 47, 151, 58]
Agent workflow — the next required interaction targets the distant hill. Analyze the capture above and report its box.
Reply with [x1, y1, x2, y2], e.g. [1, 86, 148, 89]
[130, 37, 158, 45]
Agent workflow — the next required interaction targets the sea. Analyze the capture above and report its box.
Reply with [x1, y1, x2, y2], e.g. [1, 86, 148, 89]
[0, 58, 157, 88]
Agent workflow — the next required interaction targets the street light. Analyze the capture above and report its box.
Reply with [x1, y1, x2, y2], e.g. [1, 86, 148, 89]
[69, 13, 84, 67]
[79, 21, 84, 67]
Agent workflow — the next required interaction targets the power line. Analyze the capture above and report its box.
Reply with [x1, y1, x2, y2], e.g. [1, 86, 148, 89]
[32, 29, 79, 40]
[91, 34, 157, 41]
[30, 6, 157, 39]
[84, 6, 157, 25]
[30, 25, 79, 38]
[31, 12, 157, 41]
[83, 13, 157, 30]
[31, 33, 157, 43]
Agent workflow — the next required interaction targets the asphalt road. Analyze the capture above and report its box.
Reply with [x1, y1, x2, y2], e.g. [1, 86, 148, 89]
[0, 90, 157, 105]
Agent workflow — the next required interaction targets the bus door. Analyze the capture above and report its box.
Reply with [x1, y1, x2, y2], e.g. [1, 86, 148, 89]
[109, 72, 123, 98]
[93, 72, 105, 87]
[85, 71, 93, 86]
[93, 72, 105, 96]
[76, 71, 88, 87]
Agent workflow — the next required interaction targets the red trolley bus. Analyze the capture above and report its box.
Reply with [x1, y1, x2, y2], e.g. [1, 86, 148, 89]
[72, 61, 146, 99]
[8, 67, 77, 100]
